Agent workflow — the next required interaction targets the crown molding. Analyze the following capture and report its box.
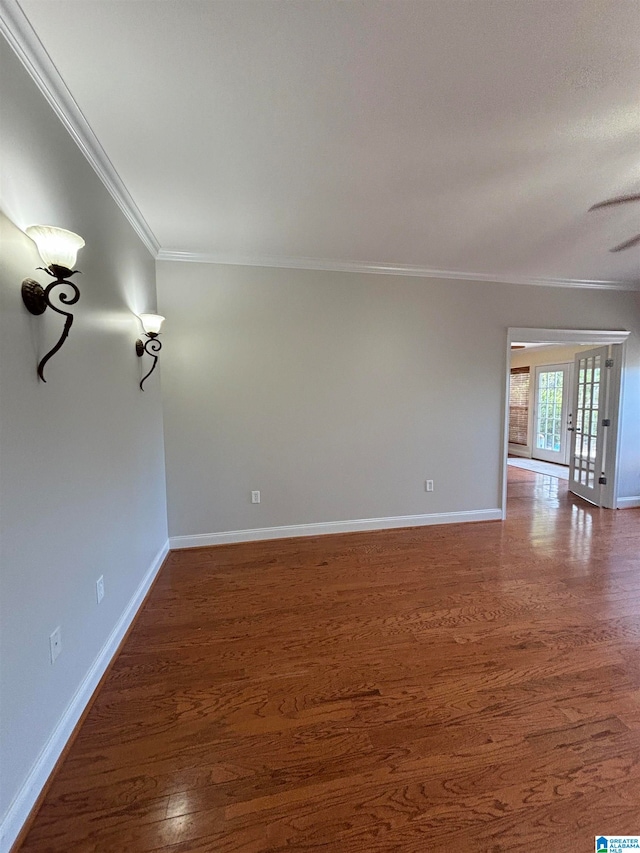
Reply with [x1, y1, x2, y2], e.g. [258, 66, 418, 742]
[0, 0, 160, 257]
[156, 250, 638, 290]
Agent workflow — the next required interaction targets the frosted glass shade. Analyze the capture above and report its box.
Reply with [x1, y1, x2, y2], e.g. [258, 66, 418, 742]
[139, 313, 165, 335]
[26, 225, 85, 270]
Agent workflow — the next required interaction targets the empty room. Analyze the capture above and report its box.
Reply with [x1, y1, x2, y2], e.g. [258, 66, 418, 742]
[2, 1, 640, 851]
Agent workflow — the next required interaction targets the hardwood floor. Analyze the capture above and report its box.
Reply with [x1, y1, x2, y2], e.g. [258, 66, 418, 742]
[18, 469, 640, 851]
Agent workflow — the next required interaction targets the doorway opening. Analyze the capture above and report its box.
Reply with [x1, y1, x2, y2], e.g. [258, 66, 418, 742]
[502, 328, 630, 519]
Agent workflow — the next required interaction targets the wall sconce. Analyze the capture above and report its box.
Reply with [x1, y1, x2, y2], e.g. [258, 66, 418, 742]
[21, 225, 86, 382]
[136, 313, 165, 390]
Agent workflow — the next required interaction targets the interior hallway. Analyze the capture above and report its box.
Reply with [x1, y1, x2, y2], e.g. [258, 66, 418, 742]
[18, 467, 640, 852]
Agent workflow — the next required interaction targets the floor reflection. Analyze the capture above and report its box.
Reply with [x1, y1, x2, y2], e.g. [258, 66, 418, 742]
[567, 502, 594, 567]
[508, 466, 594, 567]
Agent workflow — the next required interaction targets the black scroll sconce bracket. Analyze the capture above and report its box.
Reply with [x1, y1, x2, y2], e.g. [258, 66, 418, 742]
[136, 333, 162, 391]
[22, 265, 81, 382]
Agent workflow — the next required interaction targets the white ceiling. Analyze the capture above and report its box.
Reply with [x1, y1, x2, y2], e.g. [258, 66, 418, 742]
[10, 0, 640, 285]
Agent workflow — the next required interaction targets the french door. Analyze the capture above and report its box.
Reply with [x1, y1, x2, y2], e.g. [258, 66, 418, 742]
[568, 346, 609, 505]
[532, 363, 571, 464]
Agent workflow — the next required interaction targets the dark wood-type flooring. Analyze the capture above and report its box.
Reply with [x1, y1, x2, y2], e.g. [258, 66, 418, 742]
[19, 469, 640, 851]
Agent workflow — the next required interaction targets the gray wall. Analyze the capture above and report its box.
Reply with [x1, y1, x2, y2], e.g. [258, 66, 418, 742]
[158, 261, 640, 538]
[0, 42, 168, 832]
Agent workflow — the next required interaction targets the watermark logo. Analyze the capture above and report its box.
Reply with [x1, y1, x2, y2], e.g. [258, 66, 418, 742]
[596, 839, 640, 852]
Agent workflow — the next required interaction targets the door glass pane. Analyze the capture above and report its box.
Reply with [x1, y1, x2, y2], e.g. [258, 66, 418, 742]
[536, 370, 563, 452]
[573, 353, 601, 484]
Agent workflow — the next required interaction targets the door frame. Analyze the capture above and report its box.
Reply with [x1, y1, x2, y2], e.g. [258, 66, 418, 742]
[501, 328, 630, 519]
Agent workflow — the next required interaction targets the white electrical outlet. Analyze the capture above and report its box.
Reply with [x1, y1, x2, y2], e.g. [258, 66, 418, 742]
[49, 626, 62, 663]
[251, 490, 261, 504]
[425, 480, 434, 492]
[96, 575, 105, 604]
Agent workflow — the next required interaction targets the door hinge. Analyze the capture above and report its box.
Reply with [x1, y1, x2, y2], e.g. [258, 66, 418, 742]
[605, 358, 614, 368]
[602, 418, 611, 427]
[599, 474, 607, 485]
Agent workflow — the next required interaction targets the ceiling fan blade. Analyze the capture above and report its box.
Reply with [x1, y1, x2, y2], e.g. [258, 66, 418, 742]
[610, 233, 640, 252]
[589, 193, 640, 211]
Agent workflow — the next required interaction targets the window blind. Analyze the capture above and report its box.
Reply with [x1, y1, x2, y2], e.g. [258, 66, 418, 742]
[509, 367, 530, 445]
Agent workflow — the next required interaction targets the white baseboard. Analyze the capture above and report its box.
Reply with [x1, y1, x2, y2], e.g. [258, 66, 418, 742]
[617, 496, 640, 509]
[0, 539, 170, 853]
[170, 509, 502, 549]
[507, 446, 531, 458]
